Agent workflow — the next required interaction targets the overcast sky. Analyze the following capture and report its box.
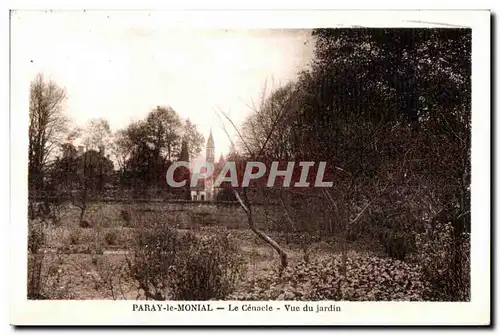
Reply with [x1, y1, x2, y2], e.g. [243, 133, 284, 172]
[12, 10, 315, 160]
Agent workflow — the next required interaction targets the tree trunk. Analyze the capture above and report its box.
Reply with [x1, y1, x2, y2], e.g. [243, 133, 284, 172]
[233, 189, 288, 270]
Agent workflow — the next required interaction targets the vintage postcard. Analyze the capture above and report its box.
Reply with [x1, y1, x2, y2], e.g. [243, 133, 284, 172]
[9, 9, 491, 326]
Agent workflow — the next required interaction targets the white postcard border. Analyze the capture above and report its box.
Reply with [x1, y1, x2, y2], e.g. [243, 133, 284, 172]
[9, 9, 491, 326]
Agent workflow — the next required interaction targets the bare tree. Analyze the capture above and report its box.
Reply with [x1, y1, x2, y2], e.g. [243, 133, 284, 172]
[29, 73, 69, 194]
[214, 83, 301, 272]
[28, 74, 70, 221]
[240, 82, 299, 160]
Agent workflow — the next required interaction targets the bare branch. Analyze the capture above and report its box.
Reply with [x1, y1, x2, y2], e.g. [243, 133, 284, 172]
[349, 200, 374, 225]
[214, 107, 254, 158]
[213, 107, 238, 151]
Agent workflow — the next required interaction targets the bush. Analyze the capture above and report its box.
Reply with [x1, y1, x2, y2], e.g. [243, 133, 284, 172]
[415, 222, 470, 301]
[230, 253, 425, 301]
[127, 223, 244, 300]
[168, 231, 244, 300]
[27, 221, 46, 299]
[79, 220, 92, 228]
[104, 230, 118, 245]
[68, 229, 81, 245]
[380, 229, 416, 261]
[90, 256, 128, 300]
[120, 210, 132, 224]
[27, 253, 45, 299]
[127, 224, 180, 300]
[28, 221, 45, 254]
[58, 242, 104, 255]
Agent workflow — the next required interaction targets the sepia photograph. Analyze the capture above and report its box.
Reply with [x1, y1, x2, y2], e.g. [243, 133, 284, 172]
[9, 9, 490, 326]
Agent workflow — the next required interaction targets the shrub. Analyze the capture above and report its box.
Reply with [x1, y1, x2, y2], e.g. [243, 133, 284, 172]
[27, 221, 46, 299]
[120, 210, 132, 225]
[126, 224, 180, 300]
[27, 253, 45, 299]
[168, 230, 244, 300]
[47, 202, 63, 226]
[126, 222, 244, 300]
[58, 242, 104, 255]
[92, 241, 105, 255]
[380, 229, 416, 261]
[368, 206, 420, 262]
[79, 220, 92, 228]
[104, 230, 118, 246]
[90, 256, 128, 300]
[229, 253, 425, 301]
[68, 229, 81, 245]
[28, 221, 45, 254]
[415, 222, 470, 301]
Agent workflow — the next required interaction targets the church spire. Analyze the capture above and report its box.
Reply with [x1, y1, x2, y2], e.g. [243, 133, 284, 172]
[205, 128, 215, 201]
[207, 128, 214, 149]
[206, 128, 215, 164]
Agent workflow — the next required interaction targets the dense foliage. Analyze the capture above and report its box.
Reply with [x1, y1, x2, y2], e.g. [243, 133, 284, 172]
[230, 254, 425, 301]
